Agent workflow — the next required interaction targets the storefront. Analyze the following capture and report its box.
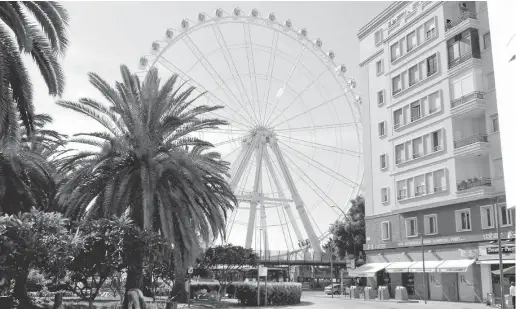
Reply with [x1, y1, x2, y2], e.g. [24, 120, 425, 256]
[347, 263, 390, 288]
[477, 242, 515, 300]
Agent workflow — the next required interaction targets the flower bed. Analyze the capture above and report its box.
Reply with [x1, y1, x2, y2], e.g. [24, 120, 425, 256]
[232, 282, 302, 306]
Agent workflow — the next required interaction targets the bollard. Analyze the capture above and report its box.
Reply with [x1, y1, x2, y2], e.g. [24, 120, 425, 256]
[395, 286, 408, 301]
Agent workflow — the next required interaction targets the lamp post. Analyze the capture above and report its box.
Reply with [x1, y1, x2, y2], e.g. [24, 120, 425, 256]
[493, 196, 505, 309]
[420, 233, 427, 305]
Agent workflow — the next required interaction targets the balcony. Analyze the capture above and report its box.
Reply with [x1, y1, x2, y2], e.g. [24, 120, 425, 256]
[456, 177, 493, 198]
[450, 91, 486, 117]
[445, 11, 480, 39]
[453, 133, 489, 157]
[448, 52, 480, 70]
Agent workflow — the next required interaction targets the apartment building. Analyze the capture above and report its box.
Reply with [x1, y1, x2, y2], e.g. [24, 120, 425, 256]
[354, 1, 514, 303]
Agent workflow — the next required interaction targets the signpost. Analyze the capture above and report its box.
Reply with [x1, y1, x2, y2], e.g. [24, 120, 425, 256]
[187, 267, 193, 308]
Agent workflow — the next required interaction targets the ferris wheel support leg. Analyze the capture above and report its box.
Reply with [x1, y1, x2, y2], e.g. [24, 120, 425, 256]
[269, 137, 322, 256]
[230, 139, 255, 191]
[245, 140, 265, 249]
[263, 148, 304, 246]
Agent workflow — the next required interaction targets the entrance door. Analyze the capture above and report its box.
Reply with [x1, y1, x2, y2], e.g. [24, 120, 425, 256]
[441, 273, 459, 301]
[402, 273, 416, 299]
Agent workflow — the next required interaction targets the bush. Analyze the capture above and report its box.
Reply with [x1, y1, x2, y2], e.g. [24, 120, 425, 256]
[62, 302, 169, 309]
[234, 282, 302, 306]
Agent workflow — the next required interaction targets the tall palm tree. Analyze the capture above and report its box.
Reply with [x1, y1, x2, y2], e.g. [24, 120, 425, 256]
[0, 1, 69, 137]
[55, 65, 237, 307]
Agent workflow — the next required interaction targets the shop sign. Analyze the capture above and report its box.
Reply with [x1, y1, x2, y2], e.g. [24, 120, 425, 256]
[437, 267, 469, 273]
[486, 244, 515, 255]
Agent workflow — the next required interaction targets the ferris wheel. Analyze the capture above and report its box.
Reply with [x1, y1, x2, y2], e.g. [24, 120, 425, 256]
[138, 7, 363, 257]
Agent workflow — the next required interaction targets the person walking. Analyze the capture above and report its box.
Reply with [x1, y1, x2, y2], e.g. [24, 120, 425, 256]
[510, 281, 515, 309]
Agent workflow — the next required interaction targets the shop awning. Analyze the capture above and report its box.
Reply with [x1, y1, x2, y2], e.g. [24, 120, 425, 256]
[408, 260, 444, 273]
[492, 266, 515, 275]
[347, 263, 390, 278]
[436, 259, 476, 273]
[385, 261, 417, 273]
[477, 260, 516, 264]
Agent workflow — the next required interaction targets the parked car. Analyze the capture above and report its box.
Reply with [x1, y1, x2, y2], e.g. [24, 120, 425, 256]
[324, 284, 342, 295]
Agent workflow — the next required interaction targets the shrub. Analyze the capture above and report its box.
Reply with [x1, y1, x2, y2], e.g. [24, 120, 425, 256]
[234, 282, 302, 306]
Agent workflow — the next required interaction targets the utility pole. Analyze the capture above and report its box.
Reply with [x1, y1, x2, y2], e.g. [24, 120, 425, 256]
[421, 233, 427, 304]
[494, 197, 505, 309]
[330, 238, 334, 298]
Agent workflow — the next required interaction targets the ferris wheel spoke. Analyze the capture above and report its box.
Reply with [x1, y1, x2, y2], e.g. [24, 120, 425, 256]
[181, 34, 261, 125]
[274, 122, 358, 133]
[158, 58, 254, 128]
[222, 143, 243, 161]
[276, 134, 361, 157]
[264, 41, 308, 125]
[280, 149, 339, 211]
[279, 140, 359, 188]
[243, 22, 263, 125]
[262, 30, 279, 124]
[266, 67, 329, 128]
[213, 134, 250, 147]
[272, 92, 347, 128]
[211, 23, 259, 123]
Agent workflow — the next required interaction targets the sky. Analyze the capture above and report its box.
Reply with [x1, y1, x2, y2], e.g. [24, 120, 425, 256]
[24, 1, 391, 252]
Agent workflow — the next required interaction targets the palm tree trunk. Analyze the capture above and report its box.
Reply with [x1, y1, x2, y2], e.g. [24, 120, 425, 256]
[122, 240, 146, 309]
[171, 269, 188, 303]
[13, 269, 34, 309]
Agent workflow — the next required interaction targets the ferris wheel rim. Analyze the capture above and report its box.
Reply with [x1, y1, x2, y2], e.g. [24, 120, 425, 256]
[140, 8, 364, 256]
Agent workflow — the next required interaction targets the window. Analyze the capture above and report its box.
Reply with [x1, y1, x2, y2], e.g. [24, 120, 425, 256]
[378, 121, 386, 137]
[432, 131, 441, 151]
[377, 90, 385, 105]
[376, 60, 384, 75]
[381, 187, 389, 203]
[411, 102, 421, 121]
[447, 29, 480, 68]
[492, 113, 499, 132]
[480, 205, 495, 229]
[395, 144, 404, 164]
[391, 43, 400, 61]
[427, 54, 437, 76]
[424, 214, 438, 235]
[455, 209, 472, 232]
[407, 31, 417, 51]
[381, 221, 391, 240]
[393, 109, 403, 128]
[483, 32, 491, 50]
[375, 30, 383, 46]
[425, 19, 436, 40]
[498, 205, 514, 227]
[405, 218, 418, 237]
[380, 154, 387, 170]
[408, 66, 419, 86]
[392, 75, 402, 95]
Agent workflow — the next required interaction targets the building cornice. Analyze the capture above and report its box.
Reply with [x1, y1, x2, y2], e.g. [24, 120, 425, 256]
[357, 1, 408, 42]
[359, 48, 384, 68]
[383, 2, 444, 44]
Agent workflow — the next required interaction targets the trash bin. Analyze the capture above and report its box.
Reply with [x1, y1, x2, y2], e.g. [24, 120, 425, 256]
[395, 286, 408, 301]
[504, 294, 513, 308]
[349, 286, 360, 299]
[378, 286, 390, 300]
[364, 287, 377, 300]
[486, 293, 496, 307]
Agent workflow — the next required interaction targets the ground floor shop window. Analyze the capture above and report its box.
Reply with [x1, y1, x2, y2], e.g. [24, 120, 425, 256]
[402, 273, 416, 298]
[491, 264, 515, 298]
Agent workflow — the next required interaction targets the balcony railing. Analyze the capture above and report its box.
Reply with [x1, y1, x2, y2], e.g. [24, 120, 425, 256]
[456, 177, 492, 191]
[393, 88, 402, 96]
[448, 52, 477, 69]
[445, 11, 477, 33]
[394, 121, 403, 129]
[453, 133, 488, 149]
[411, 113, 421, 122]
[450, 91, 484, 109]
[433, 145, 443, 152]
[395, 157, 404, 164]
[415, 186, 426, 196]
[409, 77, 420, 87]
[412, 152, 421, 159]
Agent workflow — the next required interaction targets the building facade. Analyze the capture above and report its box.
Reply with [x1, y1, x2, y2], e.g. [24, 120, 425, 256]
[356, 1, 514, 303]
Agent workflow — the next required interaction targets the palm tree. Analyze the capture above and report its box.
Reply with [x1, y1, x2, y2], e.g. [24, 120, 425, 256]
[0, 1, 69, 137]
[55, 65, 237, 307]
[0, 109, 59, 215]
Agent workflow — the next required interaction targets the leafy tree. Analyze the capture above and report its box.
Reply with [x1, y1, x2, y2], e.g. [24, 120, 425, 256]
[55, 65, 237, 307]
[0, 1, 69, 137]
[0, 208, 80, 309]
[196, 244, 259, 300]
[67, 216, 131, 308]
[327, 195, 366, 259]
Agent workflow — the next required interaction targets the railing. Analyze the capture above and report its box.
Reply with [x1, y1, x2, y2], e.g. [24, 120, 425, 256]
[394, 121, 403, 129]
[250, 250, 350, 265]
[434, 186, 444, 192]
[411, 113, 421, 122]
[433, 145, 442, 152]
[453, 133, 488, 149]
[448, 52, 478, 69]
[456, 177, 492, 191]
[412, 152, 421, 159]
[395, 157, 404, 164]
[451, 91, 484, 109]
[429, 107, 440, 114]
[409, 77, 420, 87]
[427, 68, 437, 77]
[393, 88, 402, 95]
[415, 186, 426, 196]
[445, 11, 477, 33]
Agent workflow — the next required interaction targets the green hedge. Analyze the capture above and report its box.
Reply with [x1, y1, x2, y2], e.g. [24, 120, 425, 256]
[233, 282, 302, 306]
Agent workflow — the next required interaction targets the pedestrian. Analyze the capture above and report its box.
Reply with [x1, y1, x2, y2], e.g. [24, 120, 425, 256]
[510, 281, 515, 309]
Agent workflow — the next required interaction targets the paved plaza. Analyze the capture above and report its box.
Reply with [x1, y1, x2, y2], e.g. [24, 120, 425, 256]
[217, 291, 494, 309]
